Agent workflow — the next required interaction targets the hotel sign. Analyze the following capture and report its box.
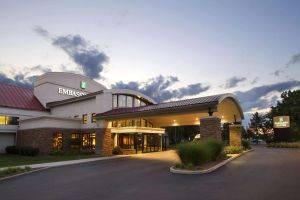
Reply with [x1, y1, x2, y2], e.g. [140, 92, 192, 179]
[80, 81, 87, 89]
[58, 87, 87, 97]
[273, 116, 290, 129]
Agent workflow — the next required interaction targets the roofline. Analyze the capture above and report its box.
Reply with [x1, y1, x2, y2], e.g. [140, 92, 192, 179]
[97, 102, 218, 120]
[19, 115, 82, 122]
[218, 93, 244, 119]
[46, 90, 103, 108]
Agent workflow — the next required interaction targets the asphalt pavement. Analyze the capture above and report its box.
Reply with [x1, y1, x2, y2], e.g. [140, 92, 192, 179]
[1, 146, 300, 200]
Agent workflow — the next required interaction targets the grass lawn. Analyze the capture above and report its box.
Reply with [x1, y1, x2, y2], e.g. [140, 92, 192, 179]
[0, 154, 102, 168]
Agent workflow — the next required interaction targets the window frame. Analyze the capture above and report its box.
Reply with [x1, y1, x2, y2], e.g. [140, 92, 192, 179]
[82, 114, 88, 124]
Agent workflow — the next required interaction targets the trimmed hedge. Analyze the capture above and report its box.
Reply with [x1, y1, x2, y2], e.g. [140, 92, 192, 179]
[177, 139, 223, 166]
[112, 146, 123, 155]
[5, 146, 39, 156]
[242, 139, 251, 150]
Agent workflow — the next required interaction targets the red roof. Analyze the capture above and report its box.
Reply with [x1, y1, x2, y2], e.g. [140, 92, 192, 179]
[97, 93, 232, 118]
[0, 84, 46, 111]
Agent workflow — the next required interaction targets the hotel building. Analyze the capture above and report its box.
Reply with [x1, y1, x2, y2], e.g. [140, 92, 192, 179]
[0, 72, 244, 155]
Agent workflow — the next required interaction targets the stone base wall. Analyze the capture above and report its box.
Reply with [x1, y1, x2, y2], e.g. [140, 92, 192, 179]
[18, 128, 112, 155]
[229, 125, 242, 146]
[200, 116, 221, 141]
[121, 149, 136, 155]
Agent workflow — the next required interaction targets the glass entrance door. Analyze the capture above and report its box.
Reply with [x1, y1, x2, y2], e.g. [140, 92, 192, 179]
[135, 133, 143, 153]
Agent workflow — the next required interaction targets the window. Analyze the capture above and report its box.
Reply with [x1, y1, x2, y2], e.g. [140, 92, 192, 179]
[82, 133, 96, 150]
[118, 134, 135, 149]
[0, 116, 19, 125]
[82, 114, 88, 124]
[112, 121, 118, 127]
[53, 133, 63, 151]
[134, 98, 140, 107]
[141, 119, 146, 127]
[118, 95, 126, 107]
[141, 101, 146, 106]
[113, 95, 118, 108]
[126, 96, 133, 107]
[91, 113, 97, 123]
[70, 133, 80, 149]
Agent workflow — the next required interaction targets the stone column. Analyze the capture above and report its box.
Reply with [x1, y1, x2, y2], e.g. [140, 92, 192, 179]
[229, 125, 243, 146]
[199, 116, 222, 141]
[95, 120, 112, 156]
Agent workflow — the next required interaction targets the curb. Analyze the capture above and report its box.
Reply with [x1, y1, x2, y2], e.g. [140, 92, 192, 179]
[0, 155, 130, 181]
[0, 155, 130, 171]
[170, 149, 254, 175]
[0, 167, 50, 182]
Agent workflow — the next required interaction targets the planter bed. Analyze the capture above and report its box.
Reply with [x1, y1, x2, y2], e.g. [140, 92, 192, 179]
[170, 149, 253, 175]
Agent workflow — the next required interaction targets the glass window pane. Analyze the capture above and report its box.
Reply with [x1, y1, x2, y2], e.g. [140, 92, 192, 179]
[118, 95, 126, 107]
[113, 95, 118, 108]
[126, 96, 133, 107]
[0, 116, 6, 124]
[134, 98, 140, 107]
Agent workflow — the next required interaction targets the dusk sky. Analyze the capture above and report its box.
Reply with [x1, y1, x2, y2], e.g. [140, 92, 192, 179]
[1, 0, 300, 123]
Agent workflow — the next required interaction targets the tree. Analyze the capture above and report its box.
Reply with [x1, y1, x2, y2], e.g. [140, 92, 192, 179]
[267, 90, 300, 140]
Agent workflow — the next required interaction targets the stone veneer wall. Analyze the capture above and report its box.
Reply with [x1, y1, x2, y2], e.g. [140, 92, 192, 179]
[17, 128, 75, 154]
[229, 125, 243, 146]
[18, 128, 112, 155]
[95, 128, 112, 156]
[199, 116, 222, 141]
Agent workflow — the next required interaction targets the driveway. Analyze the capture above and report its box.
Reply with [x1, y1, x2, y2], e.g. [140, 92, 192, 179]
[1, 146, 300, 200]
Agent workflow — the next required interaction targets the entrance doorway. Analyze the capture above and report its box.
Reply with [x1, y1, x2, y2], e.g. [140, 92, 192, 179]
[117, 133, 162, 154]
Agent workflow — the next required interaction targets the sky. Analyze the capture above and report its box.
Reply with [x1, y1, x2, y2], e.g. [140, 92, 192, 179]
[0, 0, 300, 124]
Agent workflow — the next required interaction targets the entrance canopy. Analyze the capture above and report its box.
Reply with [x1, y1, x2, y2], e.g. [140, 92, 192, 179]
[97, 93, 244, 127]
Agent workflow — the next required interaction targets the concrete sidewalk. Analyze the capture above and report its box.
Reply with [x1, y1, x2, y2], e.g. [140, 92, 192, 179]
[0, 155, 129, 171]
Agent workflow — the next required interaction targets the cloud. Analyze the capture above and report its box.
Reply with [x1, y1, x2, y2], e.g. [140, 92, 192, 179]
[34, 26, 109, 79]
[0, 65, 53, 88]
[222, 76, 247, 89]
[234, 80, 300, 112]
[273, 69, 284, 76]
[33, 26, 50, 38]
[251, 77, 259, 84]
[286, 53, 300, 68]
[112, 75, 209, 102]
[0, 73, 33, 88]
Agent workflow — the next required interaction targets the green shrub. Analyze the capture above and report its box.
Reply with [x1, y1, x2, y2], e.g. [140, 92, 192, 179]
[5, 146, 39, 156]
[267, 142, 300, 148]
[242, 139, 251, 150]
[224, 146, 244, 154]
[177, 141, 214, 166]
[112, 146, 123, 155]
[18, 146, 39, 156]
[5, 146, 18, 154]
[204, 139, 224, 160]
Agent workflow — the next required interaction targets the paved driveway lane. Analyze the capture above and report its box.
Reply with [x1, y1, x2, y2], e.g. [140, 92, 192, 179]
[1, 147, 300, 200]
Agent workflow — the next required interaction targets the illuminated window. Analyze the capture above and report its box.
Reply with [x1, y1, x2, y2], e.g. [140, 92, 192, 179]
[82, 133, 96, 150]
[112, 121, 118, 127]
[118, 95, 126, 107]
[0, 116, 19, 125]
[53, 133, 63, 151]
[70, 133, 80, 149]
[126, 96, 133, 107]
[91, 113, 97, 123]
[82, 114, 88, 124]
[118, 134, 135, 149]
[141, 119, 146, 127]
